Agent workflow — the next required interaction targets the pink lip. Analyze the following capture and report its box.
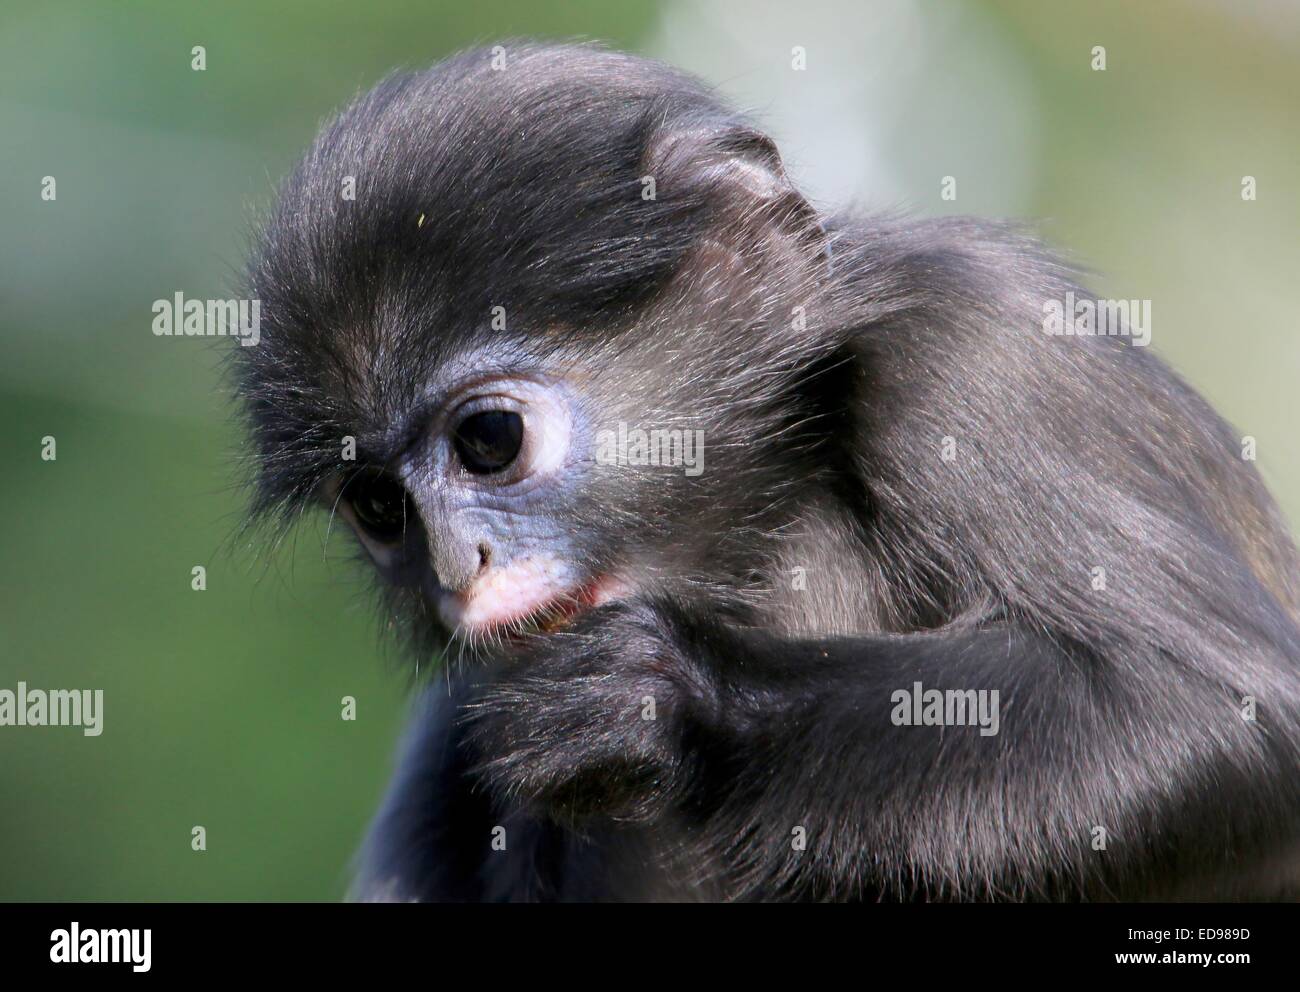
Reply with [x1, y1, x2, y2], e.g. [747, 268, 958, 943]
[443, 574, 626, 636]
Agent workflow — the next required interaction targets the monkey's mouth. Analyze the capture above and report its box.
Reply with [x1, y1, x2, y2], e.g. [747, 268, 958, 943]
[438, 572, 625, 640]
[511, 587, 600, 636]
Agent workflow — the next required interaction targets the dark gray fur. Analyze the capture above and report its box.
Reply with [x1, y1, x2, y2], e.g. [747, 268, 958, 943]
[236, 42, 1300, 901]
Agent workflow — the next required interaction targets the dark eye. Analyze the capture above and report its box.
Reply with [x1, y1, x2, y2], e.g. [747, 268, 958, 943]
[453, 410, 524, 474]
[346, 468, 409, 542]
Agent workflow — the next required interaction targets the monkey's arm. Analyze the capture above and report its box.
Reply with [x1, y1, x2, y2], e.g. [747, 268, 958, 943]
[466, 601, 1300, 901]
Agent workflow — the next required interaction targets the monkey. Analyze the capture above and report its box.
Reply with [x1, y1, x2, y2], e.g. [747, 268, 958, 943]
[234, 42, 1300, 901]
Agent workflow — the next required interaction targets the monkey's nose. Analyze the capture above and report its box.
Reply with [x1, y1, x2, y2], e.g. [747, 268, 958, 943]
[399, 474, 490, 594]
[422, 519, 493, 594]
[429, 541, 482, 594]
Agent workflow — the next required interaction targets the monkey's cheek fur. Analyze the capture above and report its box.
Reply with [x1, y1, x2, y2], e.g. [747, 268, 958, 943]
[437, 556, 626, 635]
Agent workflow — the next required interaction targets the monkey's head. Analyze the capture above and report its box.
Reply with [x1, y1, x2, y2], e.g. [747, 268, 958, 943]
[237, 43, 837, 655]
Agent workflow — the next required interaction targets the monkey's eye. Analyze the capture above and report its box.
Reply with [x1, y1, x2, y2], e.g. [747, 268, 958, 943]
[452, 410, 524, 474]
[345, 468, 410, 542]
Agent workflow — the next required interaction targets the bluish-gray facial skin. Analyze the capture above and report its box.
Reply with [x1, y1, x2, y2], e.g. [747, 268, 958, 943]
[324, 360, 628, 645]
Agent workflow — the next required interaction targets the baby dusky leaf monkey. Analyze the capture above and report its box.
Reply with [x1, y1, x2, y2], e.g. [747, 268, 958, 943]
[236, 42, 1300, 901]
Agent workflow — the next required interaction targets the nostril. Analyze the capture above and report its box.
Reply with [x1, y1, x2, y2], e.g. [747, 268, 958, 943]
[477, 543, 492, 573]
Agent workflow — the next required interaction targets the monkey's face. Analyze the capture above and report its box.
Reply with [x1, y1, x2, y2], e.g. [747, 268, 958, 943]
[241, 309, 811, 653]
[317, 367, 628, 642]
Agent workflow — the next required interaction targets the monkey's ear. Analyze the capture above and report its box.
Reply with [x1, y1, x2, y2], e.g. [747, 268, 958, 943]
[647, 122, 828, 264]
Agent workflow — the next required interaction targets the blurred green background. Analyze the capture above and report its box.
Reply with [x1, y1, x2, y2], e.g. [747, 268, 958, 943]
[1, 0, 1296, 900]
